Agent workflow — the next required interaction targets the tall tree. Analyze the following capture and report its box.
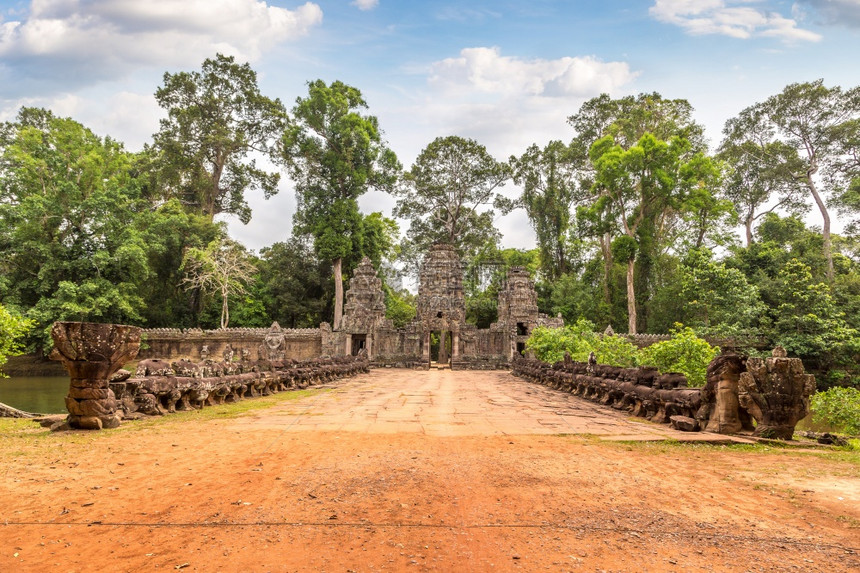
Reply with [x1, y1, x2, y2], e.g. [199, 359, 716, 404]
[589, 132, 719, 333]
[511, 140, 582, 280]
[151, 54, 287, 223]
[393, 135, 511, 270]
[717, 139, 807, 247]
[722, 80, 860, 279]
[281, 80, 400, 329]
[0, 108, 149, 347]
[568, 93, 709, 318]
[181, 236, 256, 329]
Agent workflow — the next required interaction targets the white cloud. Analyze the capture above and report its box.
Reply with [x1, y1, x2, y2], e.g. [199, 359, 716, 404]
[650, 0, 821, 42]
[428, 47, 637, 98]
[0, 1, 323, 94]
[351, 0, 379, 11]
[797, 0, 860, 27]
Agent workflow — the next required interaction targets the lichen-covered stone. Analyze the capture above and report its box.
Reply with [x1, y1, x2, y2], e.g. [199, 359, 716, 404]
[51, 321, 141, 430]
[738, 349, 815, 440]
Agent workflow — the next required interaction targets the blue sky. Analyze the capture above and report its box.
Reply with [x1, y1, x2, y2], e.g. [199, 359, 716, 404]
[1, 0, 859, 251]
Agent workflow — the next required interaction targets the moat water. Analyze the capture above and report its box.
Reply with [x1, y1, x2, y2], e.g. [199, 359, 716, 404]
[0, 376, 68, 414]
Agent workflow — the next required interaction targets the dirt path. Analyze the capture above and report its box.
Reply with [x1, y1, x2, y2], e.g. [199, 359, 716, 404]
[1, 369, 858, 572]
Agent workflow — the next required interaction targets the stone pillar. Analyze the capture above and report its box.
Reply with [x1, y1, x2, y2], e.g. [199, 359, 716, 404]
[422, 332, 431, 363]
[439, 330, 448, 365]
[345, 335, 352, 357]
[51, 322, 141, 430]
[452, 331, 460, 359]
[738, 347, 816, 440]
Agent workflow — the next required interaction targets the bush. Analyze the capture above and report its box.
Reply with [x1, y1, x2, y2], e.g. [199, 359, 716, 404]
[525, 318, 638, 367]
[525, 319, 597, 364]
[592, 333, 639, 367]
[811, 387, 860, 435]
[638, 324, 718, 387]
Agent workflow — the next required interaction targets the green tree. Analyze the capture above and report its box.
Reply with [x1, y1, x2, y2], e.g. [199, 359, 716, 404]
[0, 108, 149, 348]
[134, 199, 221, 327]
[181, 237, 256, 329]
[568, 93, 713, 326]
[394, 135, 511, 271]
[151, 54, 287, 223]
[0, 303, 32, 376]
[256, 238, 333, 328]
[723, 80, 860, 280]
[717, 139, 807, 247]
[638, 325, 718, 387]
[511, 140, 582, 280]
[282, 80, 400, 329]
[677, 248, 765, 336]
[768, 259, 860, 375]
[589, 132, 719, 333]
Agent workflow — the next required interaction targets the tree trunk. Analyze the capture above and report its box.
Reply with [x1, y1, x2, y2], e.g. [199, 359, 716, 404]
[745, 216, 754, 248]
[805, 176, 834, 280]
[221, 289, 229, 329]
[0, 401, 40, 418]
[626, 258, 637, 335]
[601, 233, 612, 308]
[333, 257, 344, 330]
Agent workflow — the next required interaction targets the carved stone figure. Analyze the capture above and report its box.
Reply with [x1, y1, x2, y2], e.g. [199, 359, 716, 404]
[50, 321, 141, 430]
[262, 322, 286, 360]
[698, 354, 752, 434]
[738, 348, 816, 439]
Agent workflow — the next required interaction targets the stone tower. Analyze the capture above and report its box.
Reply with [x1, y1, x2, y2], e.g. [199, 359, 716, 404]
[416, 243, 465, 364]
[341, 257, 386, 357]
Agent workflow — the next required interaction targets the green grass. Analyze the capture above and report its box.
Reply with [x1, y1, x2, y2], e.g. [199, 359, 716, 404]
[0, 387, 330, 447]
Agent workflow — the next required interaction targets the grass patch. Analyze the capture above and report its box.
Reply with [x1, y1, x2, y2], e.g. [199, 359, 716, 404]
[0, 387, 330, 444]
[113, 387, 330, 432]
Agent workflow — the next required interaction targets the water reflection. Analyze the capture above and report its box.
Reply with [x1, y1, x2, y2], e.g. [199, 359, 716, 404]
[0, 376, 68, 414]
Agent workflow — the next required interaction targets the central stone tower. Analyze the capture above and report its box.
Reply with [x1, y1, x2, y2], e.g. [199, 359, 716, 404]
[416, 243, 465, 365]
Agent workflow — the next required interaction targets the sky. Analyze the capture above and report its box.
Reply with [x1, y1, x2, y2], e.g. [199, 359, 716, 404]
[1, 0, 859, 253]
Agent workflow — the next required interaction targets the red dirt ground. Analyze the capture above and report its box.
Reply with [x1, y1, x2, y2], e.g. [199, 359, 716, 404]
[1, 370, 858, 572]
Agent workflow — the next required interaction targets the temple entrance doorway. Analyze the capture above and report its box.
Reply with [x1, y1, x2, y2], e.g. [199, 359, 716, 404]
[429, 330, 452, 368]
[350, 334, 366, 356]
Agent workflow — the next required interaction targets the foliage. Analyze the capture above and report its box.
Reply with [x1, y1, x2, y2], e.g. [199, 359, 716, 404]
[282, 79, 400, 328]
[525, 320, 597, 364]
[384, 285, 416, 329]
[638, 325, 718, 387]
[677, 248, 765, 335]
[589, 130, 720, 333]
[0, 303, 32, 376]
[524, 318, 638, 367]
[394, 135, 511, 271]
[255, 238, 333, 328]
[767, 259, 860, 373]
[181, 237, 256, 329]
[811, 387, 860, 435]
[511, 140, 582, 279]
[0, 108, 150, 348]
[150, 53, 286, 223]
[722, 80, 860, 280]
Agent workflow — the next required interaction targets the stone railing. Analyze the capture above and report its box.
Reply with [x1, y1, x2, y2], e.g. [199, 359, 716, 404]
[111, 356, 369, 418]
[511, 348, 815, 439]
[511, 356, 702, 430]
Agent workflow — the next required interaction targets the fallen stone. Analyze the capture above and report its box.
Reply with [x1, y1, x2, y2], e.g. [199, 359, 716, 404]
[670, 415, 699, 432]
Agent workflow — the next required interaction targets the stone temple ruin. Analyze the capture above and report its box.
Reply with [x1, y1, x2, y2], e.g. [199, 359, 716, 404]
[43, 243, 817, 439]
[331, 243, 564, 368]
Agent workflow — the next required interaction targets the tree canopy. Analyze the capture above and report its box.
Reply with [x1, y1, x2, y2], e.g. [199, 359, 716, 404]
[394, 135, 511, 271]
[151, 53, 287, 224]
[282, 79, 400, 329]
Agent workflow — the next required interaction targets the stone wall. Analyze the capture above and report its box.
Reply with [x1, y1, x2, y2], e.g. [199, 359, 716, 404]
[140, 325, 323, 362]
